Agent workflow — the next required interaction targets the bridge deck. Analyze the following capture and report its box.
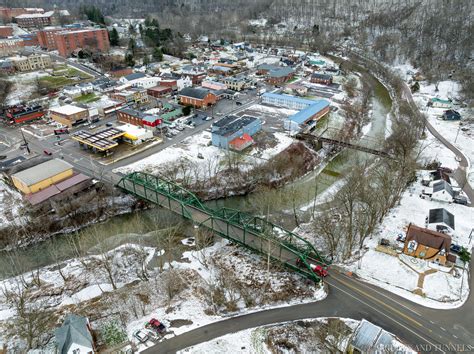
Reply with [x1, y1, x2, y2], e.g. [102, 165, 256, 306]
[117, 172, 330, 282]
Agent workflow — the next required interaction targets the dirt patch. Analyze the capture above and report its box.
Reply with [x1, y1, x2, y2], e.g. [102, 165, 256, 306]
[169, 319, 193, 328]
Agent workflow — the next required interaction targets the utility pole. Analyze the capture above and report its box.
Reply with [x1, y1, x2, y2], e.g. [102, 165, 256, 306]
[20, 128, 31, 154]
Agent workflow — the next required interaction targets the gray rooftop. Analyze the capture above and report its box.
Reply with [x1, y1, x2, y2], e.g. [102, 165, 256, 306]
[429, 208, 455, 229]
[179, 87, 211, 100]
[351, 319, 383, 351]
[433, 180, 454, 196]
[214, 115, 259, 137]
[55, 314, 93, 354]
[12, 159, 73, 187]
[123, 72, 146, 81]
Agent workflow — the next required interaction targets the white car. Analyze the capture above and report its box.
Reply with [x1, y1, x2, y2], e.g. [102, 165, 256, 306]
[133, 330, 149, 343]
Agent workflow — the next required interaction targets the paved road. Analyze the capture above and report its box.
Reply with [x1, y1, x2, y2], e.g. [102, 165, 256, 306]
[143, 261, 474, 353]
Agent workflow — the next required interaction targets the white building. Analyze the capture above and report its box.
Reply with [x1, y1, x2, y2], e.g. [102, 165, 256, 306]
[10, 53, 52, 71]
[117, 123, 154, 145]
[177, 76, 192, 91]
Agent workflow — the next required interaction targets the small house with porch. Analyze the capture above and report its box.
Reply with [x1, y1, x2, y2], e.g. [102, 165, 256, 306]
[403, 224, 452, 265]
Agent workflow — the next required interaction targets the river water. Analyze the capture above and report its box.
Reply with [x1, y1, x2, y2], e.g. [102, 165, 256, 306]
[0, 71, 392, 279]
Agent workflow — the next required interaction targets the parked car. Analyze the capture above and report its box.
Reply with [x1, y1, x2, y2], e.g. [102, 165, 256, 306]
[145, 318, 166, 333]
[454, 196, 468, 205]
[165, 133, 173, 139]
[450, 244, 462, 254]
[205, 116, 213, 121]
[106, 122, 113, 127]
[380, 238, 390, 246]
[175, 125, 184, 131]
[0, 155, 7, 160]
[43, 150, 52, 156]
[133, 329, 149, 343]
[236, 101, 243, 106]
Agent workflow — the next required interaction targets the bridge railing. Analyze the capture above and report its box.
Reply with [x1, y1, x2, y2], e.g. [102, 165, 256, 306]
[116, 172, 330, 281]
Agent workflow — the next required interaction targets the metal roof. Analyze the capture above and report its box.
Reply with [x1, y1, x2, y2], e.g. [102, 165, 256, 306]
[428, 208, 455, 229]
[262, 92, 316, 107]
[12, 159, 73, 187]
[55, 314, 93, 354]
[71, 127, 125, 151]
[351, 319, 382, 351]
[288, 100, 330, 124]
[214, 115, 259, 137]
[179, 87, 211, 100]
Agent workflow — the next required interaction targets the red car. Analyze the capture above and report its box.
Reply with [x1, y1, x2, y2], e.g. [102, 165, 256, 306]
[296, 259, 329, 277]
[43, 150, 52, 156]
[145, 318, 166, 333]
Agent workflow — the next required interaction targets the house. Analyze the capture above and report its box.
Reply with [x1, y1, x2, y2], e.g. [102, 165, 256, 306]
[0, 59, 15, 73]
[403, 224, 451, 265]
[422, 168, 451, 186]
[55, 314, 95, 354]
[119, 72, 146, 84]
[429, 98, 452, 108]
[11, 159, 73, 194]
[441, 110, 461, 121]
[310, 73, 333, 85]
[177, 76, 193, 91]
[49, 105, 89, 127]
[347, 319, 396, 354]
[428, 208, 455, 232]
[179, 87, 217, 108]
[266, 67, 294, 85]
[431, 180, 455, 203]
[212, 115, 261, 149]
[284, 83, 308, 96]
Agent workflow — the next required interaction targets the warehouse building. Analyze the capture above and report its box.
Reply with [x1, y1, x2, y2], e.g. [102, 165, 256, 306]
[262, 92, 315, 110]
[49, 105, 89, 127]
[11, 159, 73, 194]
[284, 99, 330, 133]
[212, 115, 261, 149]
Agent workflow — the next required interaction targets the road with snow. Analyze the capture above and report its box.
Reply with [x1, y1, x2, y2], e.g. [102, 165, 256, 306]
[144, 264, 473, 353]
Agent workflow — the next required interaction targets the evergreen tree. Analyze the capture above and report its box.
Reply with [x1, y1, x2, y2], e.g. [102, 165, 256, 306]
[128, 38, 137, 55]
[109, 28, 119, 46]
[125, 54, 135, 67]
[153, 47, 163, 61]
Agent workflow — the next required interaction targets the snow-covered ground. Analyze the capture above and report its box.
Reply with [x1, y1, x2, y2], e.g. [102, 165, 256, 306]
[344, 173, 473, 309]
[179, 318, 413, 354]
[128, 240, 326, 351]
[114, 130, 295, 180]
[0, 180, 26, 227]
[394, 63, 473, 188]
[6, 71, 49, 105]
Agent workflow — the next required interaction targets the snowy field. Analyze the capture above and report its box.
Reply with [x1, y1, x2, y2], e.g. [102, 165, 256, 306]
[345, 172, 473, 309]
[0, 180, 26, 227]
[6, 71, 49, 105]
[114, 131, 294, 179]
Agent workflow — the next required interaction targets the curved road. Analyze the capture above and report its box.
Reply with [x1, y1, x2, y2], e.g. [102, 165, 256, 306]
[142, 56, 474, 353]
[144, 263, 473, 353]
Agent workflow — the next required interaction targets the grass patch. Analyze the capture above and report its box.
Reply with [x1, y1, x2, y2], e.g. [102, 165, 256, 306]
[287, 77, 299, 83]
[74, 92, 99, 103]
[39, 75, 77, 89]
[53, 65, 92, 79]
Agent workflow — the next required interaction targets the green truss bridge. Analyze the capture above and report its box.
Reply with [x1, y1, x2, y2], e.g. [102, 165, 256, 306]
[117, 172, 330, 282]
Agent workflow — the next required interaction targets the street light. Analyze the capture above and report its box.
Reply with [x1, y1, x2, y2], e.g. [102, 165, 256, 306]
[19, 128, 31, 154]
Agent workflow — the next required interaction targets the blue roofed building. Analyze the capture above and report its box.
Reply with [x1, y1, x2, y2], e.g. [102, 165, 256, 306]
[262, 93, 330, 133]
[55, 314, 95, 354]
[212, 115, 262, 149]
[262, 92, 316, 110]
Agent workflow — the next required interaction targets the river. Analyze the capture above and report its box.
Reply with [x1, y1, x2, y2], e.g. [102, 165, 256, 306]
[0, 68, 392, 279]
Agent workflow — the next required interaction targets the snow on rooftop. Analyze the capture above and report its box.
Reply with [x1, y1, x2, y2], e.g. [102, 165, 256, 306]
[49, 104, 87, 115]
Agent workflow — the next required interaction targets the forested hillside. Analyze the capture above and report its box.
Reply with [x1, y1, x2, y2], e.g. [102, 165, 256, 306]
[4, 0, 473, 102]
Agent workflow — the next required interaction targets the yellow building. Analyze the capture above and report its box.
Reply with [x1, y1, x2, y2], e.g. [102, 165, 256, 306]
[11, 159, 73, 194]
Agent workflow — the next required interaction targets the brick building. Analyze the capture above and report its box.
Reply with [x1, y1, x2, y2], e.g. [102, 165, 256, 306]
[55, 28, 109, 57]
[147, 86, 172, 98]
[117, 108, 161, 128]
[179, 87, 217, 108]
[49, 105, 89, 127]
[0, 7, 43, 22]
[0, 26, 13, 38]
[37, 27, 71, 50]
[15, 10, 70, 29]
